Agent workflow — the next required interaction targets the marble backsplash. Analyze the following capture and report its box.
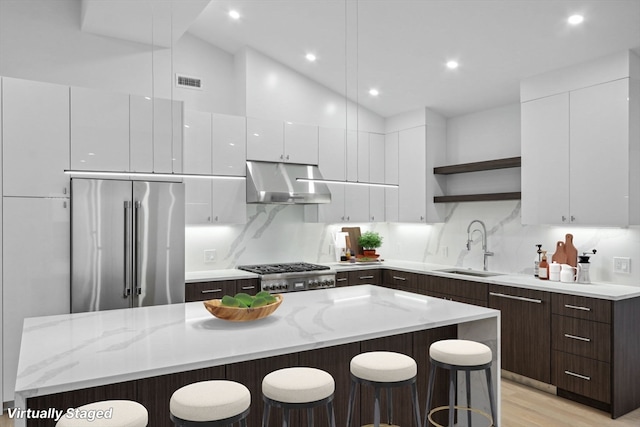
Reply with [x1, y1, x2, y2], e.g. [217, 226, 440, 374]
[185, 201, 640, 286]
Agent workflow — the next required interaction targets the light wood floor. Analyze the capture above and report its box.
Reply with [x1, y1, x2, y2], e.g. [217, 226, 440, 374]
[2, 378, 640, 426]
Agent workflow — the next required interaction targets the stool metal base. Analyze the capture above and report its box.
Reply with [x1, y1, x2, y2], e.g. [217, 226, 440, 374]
[170, 407, 249, 427]
[347, 374, 421, 427]
[261, 394, 336, 427]
[424, 358, 497, 427]
[427, 405, 493, 427]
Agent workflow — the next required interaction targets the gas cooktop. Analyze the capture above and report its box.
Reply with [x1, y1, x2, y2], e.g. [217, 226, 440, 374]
[237, 262, 331, 276]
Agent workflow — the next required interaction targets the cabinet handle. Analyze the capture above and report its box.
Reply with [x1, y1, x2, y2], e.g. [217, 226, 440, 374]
[63, 187, 68, 195]
[280, 154, 284, 160]
[214, 216, 219, 222]
[346, 216, 350, 221]
[285, 154, 290, 160]
[564, 304, 591, 312]
[392, 276, 407, 281]
[564, 370, 590, 381]
[359, 275, 374, 280]
[420, 216, 424, 221]
[241, 286, 255, 291]
[63, 201, 68, 208]
[201, 289, 222, 294]
[489, 292, 542, 304]
[207, 216, 211, 222]
[336, 277, 348, 282]
[562, 215, 567, 222]
[564, 333, 591, 342]
[571, 215, 576, 222]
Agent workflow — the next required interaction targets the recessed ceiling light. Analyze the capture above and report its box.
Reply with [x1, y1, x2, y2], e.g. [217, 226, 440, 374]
[229, 10, 241, 20]
[568, 14, 584, 25]
[305, 53, 317, 62]
[369, 88, 379, 97]
[446, 60, 459, 70]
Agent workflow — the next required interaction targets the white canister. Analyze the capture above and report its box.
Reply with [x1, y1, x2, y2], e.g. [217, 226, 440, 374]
[549, 262, 561, 282]
[560, 264, 576, 283]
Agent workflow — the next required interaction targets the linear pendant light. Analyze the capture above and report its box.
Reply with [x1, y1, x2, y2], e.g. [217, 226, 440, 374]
[64, 170, 245, 180]
[296, 177, 398, 188]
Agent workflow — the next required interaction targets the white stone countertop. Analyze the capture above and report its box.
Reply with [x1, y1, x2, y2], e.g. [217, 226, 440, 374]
[15, 285, 498, 402]
[185, 260, 640, 300]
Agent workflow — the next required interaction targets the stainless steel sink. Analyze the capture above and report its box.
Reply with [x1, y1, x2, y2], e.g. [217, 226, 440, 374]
[435, 268, 504, 277]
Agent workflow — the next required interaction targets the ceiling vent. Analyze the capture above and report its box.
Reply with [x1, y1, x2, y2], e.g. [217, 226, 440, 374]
[175, 74, 203, 90]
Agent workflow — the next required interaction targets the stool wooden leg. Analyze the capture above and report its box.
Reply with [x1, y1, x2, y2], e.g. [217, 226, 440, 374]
[466, 370, 472, 427]
[424, 363, 436, 427]
[411, 382, 421, 427]
[448, 369, 456, 427]
[485, 367, 497, 427]
[374, 386, 381, 427]
[346, 379, 356, 427]
[262, 401, 271, 427]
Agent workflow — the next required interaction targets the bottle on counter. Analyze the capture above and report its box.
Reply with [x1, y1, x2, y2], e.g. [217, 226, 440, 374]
[345, 248, 351, 261]
[340, 248, 347, 262]
[538, 250, 549, 280]
[534, 244, 542, 277]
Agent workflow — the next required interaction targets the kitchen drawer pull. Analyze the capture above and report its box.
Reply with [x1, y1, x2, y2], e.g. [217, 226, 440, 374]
[201, 289, 222, 294]
[392, 276, 407, 281]
[241, 286, 256, 290]
[336, 277, 348, 282]
[359, 275, 374, 280]
[564, 370, 591, 381]
[564, 304, 591, 312]
[489, 292, 542, 304]
[564, 333, 591, 342]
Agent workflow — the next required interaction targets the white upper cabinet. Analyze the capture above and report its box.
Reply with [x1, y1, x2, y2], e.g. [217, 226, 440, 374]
[521, 93, 570, 224]
[152, 97, 183, 174]
[398, 125, 427, 222]
[344, 131, 369, 222]
[2, 78, 70, 197]
[71, 87, 130, 171]
[184, 110, 247, 224]
[521, 50, 639, 226]
[246, 117, 318, 164]
[521, 79, 638, 226]
[384, 131, 399, 222]
[284, 121, 318, 165]
[212, 113, 246, 176]
[369, 132, 385, 222]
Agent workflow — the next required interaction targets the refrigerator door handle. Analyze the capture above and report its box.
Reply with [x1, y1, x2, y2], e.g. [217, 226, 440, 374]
[124, 201, 132, 297]
[134, 200, 142, 296]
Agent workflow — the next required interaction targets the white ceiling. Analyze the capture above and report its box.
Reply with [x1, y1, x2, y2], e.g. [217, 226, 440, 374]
[84, 0, 640, 119]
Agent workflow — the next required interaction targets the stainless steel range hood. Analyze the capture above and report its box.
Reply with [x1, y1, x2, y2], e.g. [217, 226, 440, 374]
[246, 161, 331, 204]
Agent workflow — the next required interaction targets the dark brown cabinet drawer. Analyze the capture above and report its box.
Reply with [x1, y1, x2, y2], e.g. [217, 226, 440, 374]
[421, 275, 488, 303]
[383, 270, 418, 291]
[348, 269, 381, 286]
[236, 278, 259, 295]
[553, 351, 610, 404]
[552, 315, 611, 362]
[185, 280, 236, 302]
[552, 294, 611, 323]
[336, 272, 349, 287]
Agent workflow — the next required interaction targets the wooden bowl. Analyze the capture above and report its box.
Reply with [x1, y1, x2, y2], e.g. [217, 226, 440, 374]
[203, 294, 283, 322]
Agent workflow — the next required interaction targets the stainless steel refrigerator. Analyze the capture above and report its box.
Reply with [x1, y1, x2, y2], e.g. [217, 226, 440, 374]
[71, 179, 185, 313]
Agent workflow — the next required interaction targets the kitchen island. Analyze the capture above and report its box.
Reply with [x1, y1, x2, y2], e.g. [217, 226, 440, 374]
[13, 285, 500, 426]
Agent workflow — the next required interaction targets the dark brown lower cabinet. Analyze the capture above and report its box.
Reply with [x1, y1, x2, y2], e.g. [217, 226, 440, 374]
[25, 327, 457, 427]
[488, 284, 551, 384]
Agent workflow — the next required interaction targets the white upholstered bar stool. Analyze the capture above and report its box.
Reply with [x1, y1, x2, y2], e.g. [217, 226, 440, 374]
[261, 367, 336, 427]
[170, 380, 250, 426]
[346, 351, 421, 427]
[55, 400, 147, 427]
[424, 339, 497, 427]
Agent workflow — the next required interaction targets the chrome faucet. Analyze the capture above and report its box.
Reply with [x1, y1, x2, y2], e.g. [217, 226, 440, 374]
[466, 219, 494, 271]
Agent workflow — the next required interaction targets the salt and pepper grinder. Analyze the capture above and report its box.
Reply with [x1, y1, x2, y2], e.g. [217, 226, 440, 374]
[534, 244, 542, 277]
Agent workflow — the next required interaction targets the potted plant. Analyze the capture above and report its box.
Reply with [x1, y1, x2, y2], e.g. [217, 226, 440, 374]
[358, 231, 383, 258]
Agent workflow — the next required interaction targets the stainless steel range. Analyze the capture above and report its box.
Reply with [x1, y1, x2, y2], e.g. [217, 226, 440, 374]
[237, 262, 336, 293]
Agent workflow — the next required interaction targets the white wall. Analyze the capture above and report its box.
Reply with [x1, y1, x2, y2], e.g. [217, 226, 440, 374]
[0, 0, 236, 114]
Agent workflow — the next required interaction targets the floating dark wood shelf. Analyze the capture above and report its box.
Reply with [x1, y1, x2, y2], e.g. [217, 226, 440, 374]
[434, 156, 521, 175]
[434, 192, 521, 203]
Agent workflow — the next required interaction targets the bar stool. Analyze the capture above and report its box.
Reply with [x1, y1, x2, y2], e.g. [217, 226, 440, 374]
[424, 339, 497, 427]
[55, 400, 147, 426]
[346, 351, 421, 427]
[170, 380, 250, 426]
[261, 366, 336, 427]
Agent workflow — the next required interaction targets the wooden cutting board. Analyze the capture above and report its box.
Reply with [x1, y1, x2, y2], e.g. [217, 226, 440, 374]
[341, 227, 363, 256]
[551, 241, 566, 264]
[564, 233, 578, 267]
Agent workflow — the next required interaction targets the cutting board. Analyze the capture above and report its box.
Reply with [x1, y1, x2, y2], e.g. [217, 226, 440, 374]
[564, 233, 578, 267]
[341, 227, 363, 256]
[551, 241, 566, 264]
